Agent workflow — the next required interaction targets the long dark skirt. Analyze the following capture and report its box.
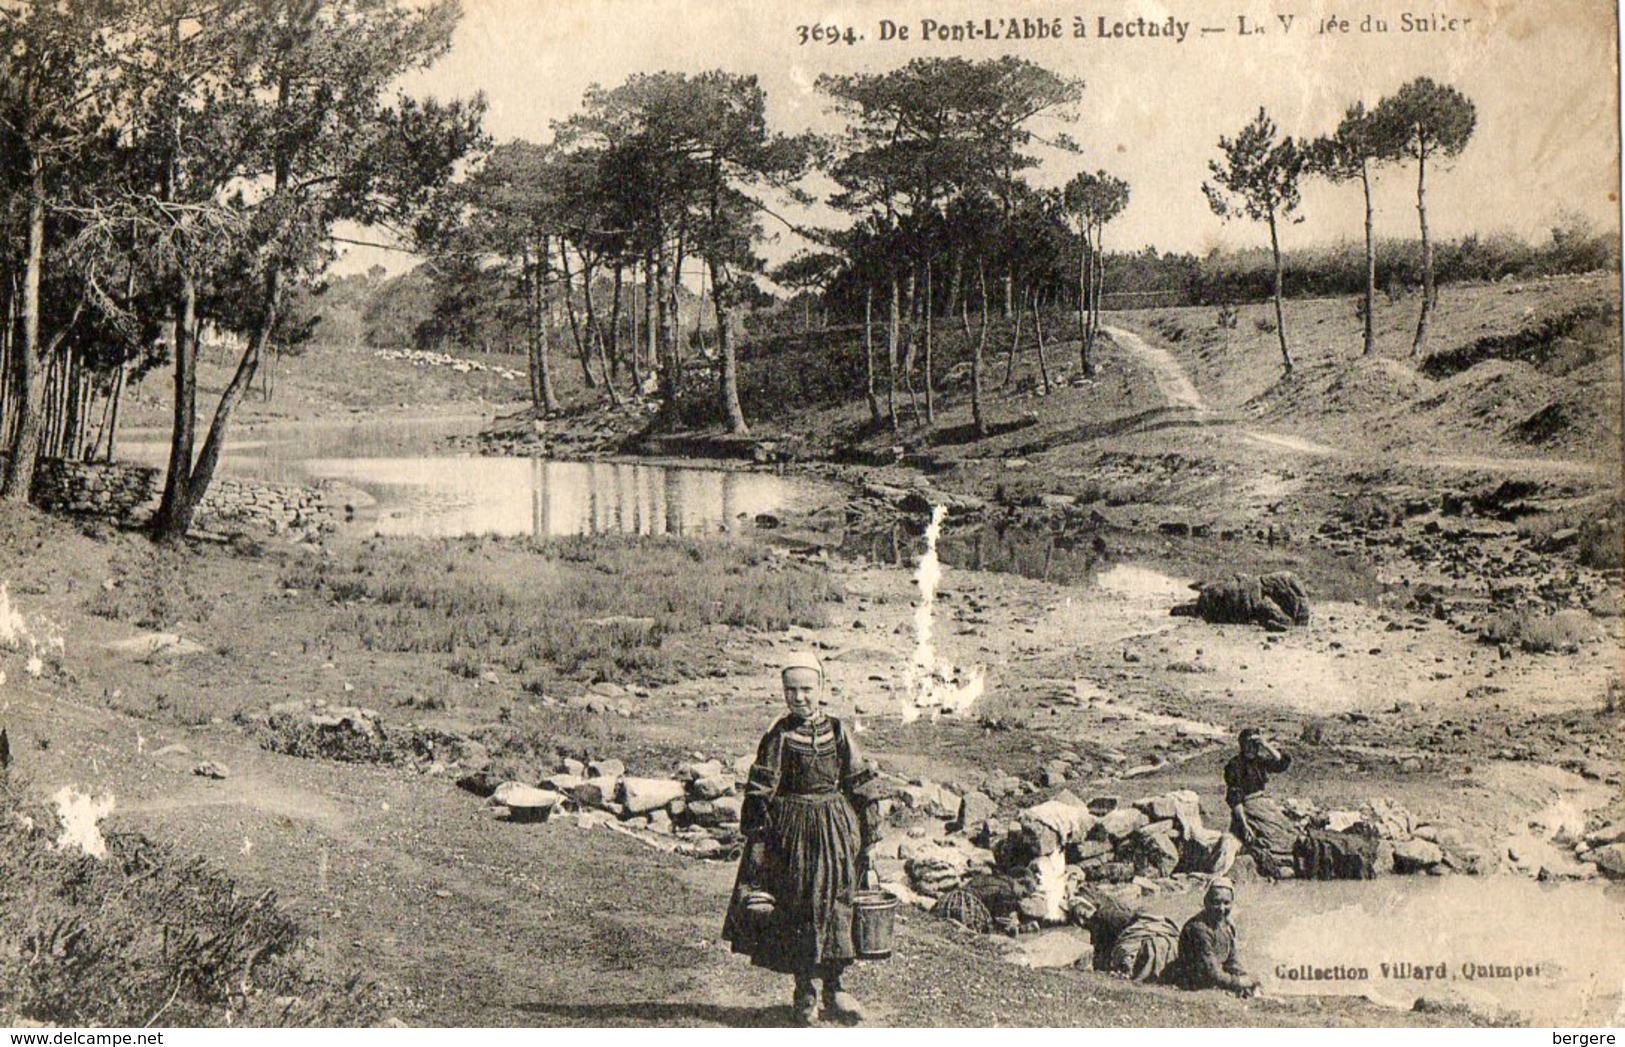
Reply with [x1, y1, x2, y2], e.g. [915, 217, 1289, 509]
[725, 793, 860, 975]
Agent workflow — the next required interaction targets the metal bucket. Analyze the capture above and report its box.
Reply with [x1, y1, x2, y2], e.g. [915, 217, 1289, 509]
[852, 888, 899, 959]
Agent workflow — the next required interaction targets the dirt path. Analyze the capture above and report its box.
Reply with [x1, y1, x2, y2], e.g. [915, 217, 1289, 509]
[1107, 322, 1609, 478]
[1103, 325, 1209, 412]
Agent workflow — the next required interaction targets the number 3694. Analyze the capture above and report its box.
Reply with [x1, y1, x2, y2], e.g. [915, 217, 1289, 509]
[797, 24, 861, 44]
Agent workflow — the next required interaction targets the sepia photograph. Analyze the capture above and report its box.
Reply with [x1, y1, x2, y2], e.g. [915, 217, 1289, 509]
[0, 0, 1620, 1030]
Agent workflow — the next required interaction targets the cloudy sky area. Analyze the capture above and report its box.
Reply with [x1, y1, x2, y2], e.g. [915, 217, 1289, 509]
[338, 0, 1621, 276]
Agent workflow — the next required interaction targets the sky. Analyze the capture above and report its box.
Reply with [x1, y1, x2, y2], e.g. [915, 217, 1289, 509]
[334, 0, 1623, 276]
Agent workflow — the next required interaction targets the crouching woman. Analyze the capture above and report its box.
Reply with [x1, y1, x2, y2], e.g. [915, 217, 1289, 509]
[723, 653, 883, 1025]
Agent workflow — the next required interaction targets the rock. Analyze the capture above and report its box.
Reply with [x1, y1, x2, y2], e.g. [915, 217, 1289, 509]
[618, 777, 687, 815]
[589, 758, 626, 779]
[681, 759, 725, 781]
[192, 760, 230, 779]
[688, 775, 734, 801]
[956, 790, 997, 830]
[1324, 809, 1361, 832]
[495, 785, 561, 823]
[1359, 798, 1414, 840]
[571, 775, 620, 809]
[1583, 823, 1625, 848]
[544, 773, 586, 794]
[712, 796, 743, 824]
[685, 800, 724, 827]
[1589, 843, 1625, 879]
[647, 809, 673, 834]
[1086, 795, 1120, 816]
[559, 757, 587, 777]
[1135, 791, 1203, 837]
[1092, 807, 1149, 842]
[1392, 838, 1444, 873]
[1122, 825, 1181, 877]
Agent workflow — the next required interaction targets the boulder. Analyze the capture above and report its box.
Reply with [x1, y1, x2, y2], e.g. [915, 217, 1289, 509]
[619, 776, 686, 815]
[647, 809, 673, 834]
[1134, 791, 1203, 836]
[1588, 843, 1625, 879]
[544, 773, 586, 794]
[1070, 839, 1113, 866]
[681, 759, 726, 781]
[712, 796, 744, 824]
[1392, 838, 1444, 873]
[956, 790, 998, 830]
[688, 775, 734, 801]
[193, 761, 230, 779]
[1122, 825, 1181, 878]
[494, 784, 561, 823]
[685, 800, 723, 827]
[1583, 823, 1625, 848]
[1324, 809, 1362, 832]
[1359, 798, 1415, 841]
[1092, 807, 1149, 843]
[559, 757, 587, 777]
[589, 758, 626, 779]
[572, 775, 621, 809]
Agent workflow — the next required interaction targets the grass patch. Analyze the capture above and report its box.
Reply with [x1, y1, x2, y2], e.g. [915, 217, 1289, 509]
[1478, 608, 1599, 653]
[278, 534, 841, 687]
[84, 546, 219, 630]
[0, 776, 378, 1027]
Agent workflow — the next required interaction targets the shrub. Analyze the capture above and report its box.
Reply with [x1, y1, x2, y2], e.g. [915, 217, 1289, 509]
[0, 777, 379, 1027]
[1477, 608, 1598, 653]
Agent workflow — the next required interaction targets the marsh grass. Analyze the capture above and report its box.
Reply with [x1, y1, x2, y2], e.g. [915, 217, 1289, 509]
[0, 775, 379, 1027]
[280, 534, 841, 685]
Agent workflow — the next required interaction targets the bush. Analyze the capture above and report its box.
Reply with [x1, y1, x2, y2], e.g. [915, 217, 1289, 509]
[1477, 608, 1598, 653]
[0, 777, 379, 1027]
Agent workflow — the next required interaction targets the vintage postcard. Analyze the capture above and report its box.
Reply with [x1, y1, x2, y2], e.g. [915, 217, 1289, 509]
[0, 0, 1619, 1031]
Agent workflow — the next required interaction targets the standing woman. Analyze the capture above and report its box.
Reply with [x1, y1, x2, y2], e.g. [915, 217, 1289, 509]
[724, 653, 882, 1025]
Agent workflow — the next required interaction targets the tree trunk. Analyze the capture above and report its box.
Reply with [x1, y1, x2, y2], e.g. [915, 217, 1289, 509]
[1267, 208, 1293, 374]
[524, 244, 542, 408]
[154, 278, 199, 539]
[655, 243, 676, 411]
[179, 267, 280, 530]
[710, 258, 748, 435]
[971, 266, 989, 437]
[1411, 144, 1434, 357]
[641, 248, 656, 395]
[886, 269, 900, 434]
[1361, 161, 1376, 356]
[2, 154, 47, 502]
[1077, 227, 1091, 377]
[607, 260, 624, 385]
[923, 258, 934, 424]
[586, 261, 622, 406]
[1033, 291, 1052, 394]
[1002, 287, 1027, 387]
[863, 285, 882, 427]
[536, 236, 559, 411]
[944, 248, 963, 322]
[558, 241, 595, 387]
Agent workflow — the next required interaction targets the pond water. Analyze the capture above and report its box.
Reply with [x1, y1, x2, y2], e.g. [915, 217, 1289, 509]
[119, 418, 841, 539]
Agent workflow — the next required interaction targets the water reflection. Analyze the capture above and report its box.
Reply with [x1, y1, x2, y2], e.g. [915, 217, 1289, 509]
[296, 457, 827, 538]
[117, 418, 837, 539]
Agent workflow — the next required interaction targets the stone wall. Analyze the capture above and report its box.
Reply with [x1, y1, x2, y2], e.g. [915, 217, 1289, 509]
[29, 459, 160, 522]
[25, 457, 334, 541]
[191, 476, 335, 541]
